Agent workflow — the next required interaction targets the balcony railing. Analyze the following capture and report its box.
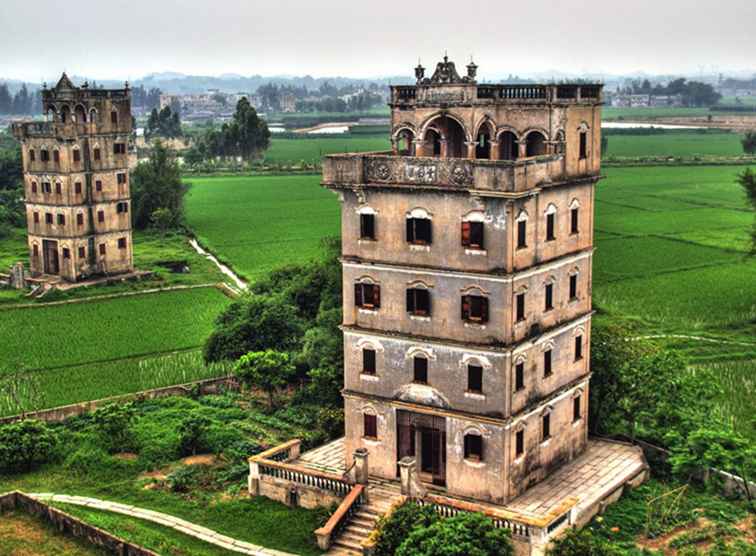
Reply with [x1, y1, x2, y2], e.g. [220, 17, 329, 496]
[391, 84, 602, 105]
[323, 152, 569, 193]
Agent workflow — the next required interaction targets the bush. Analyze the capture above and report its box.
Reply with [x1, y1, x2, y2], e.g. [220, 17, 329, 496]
[396, 511, 514, 556]
[166, 464, 215, 493]
[372, 502, 439, 556]
[90, 403, 137, 453]
[0, 420, 58, 473]
[64, 443, 112, 476]
[547, 526, 622, 556]
[177, 413, 212, 456]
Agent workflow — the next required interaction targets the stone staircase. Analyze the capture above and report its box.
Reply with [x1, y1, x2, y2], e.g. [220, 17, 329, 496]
[327, 479, 403, 556]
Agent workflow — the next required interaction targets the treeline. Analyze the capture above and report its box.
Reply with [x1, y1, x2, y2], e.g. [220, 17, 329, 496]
[146, 106, 182, 139]
[620, 78, 721, 107]
[0, 84, 42, 115]
[256, 81, 384, 113]
[130, 84, 162, 111]
[295, 91, 383, 113]
[0, 134, 24, 237]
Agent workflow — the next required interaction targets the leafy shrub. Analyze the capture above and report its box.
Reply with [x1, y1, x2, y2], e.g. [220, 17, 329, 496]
[234, 350, 295, 409]
[546, 526, 622, 556]
[166, 464, 213, 493]
[372, 502, 439, 556]
[177, 413, 212, 456]
[90, 403, 137, 453]
[0, 420, 58, 473]
[63, 443, 112, 476]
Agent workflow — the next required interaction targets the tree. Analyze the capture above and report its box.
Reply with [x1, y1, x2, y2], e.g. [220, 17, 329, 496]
[89, 403, 136, 453]
[235, 349, 296, 409]
[227, 97, 270, 160]
[736, 167, 756, 254]
[130, 141, 187, 229]
[0, 83, 12, 114]
[0, 420, 59, 473]
[146, 106, 182, 139]
[396, 511, 514, 556]
[203, 294, 303, 363]
[177, 413, 212, 456]
[743, 131, 756, 154]
[373, 502, 440, 556]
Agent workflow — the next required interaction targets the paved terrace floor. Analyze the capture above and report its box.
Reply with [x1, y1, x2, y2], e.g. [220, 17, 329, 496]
[294, 438, 647, 522]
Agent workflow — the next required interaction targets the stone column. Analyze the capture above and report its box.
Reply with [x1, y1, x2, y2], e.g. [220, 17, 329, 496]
[399, 457, 415, 495]
[289, 440, 301, 461]
[354, 448, 369, 485]
[248, 460, 260, 495]
[414, 140, 427, 157]
[518, 140, 527, 159]
[489, 141, 500, 161]
[439, 139, 448, 158]
[466, 141, 477, 159]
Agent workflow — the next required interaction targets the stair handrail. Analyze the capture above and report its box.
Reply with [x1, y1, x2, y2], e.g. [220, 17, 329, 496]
[314, 483, 366, 550]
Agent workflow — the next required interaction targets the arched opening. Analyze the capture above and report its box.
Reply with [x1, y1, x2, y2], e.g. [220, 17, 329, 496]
[475, 122, 494, 159]
[424, 115, 467, 159]
[425, 128, 442, 157]
[498, 131, 518, 160]
[60, 105, 71, 124]
[89, 109, 97, 123]
[74, 105, 86, 123]
[525, 131, 547, 157]
[396, 129, 415, 156]
[46, 108, 56, 122]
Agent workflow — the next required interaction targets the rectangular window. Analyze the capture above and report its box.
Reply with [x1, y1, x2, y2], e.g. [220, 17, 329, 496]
[111, 111, 118, 125]
[464, 434, 483, 461]
[62, 248, 70, 259]
[516, 292, 526, 322]
[95, 180, 102, 192]
[118, 237, 127, 249]
[413, 356, 428, 384]
[544, 350, 553, 377]
[99, 243, 106, 256]
[569, 275, 578, 300]
[75, 182, 82, 194]
[41, 150, 49, 162]
[45, 213, 53, 224]
[517, 220, 527, 249]
[31, 182, 37, 193]
[546, 213, 555, 241]
[461, 295, 489, 323]
[362, 348, 376, 375]
[94, 148, 101, 161]
[114, 143, 126, 155]
[573, 396, 582, 422]
[363, 414, 377, 439]
[515, 361, 525, 391]
[461, 221, 484, 249]
[53, 150, 60, 163]
[579, 132, 587, 160]
[76, 213, 84, 227]
[33, 212, 39, 224]
[78, 246, 85, 258]
[97, 210, 105, 223]
[57, 214, 65, 226]
[354, 283, 380, 309]
[467, 364, 483, 393]
[55, 183, 61, 195]
[360, 213, 375, 240]
[575, 336, 583, 361]
[571, 207, 579, 234]
[406, 288, 431, 317]
[29, 149, 35, 161]
[545, 283, 554, 311]
[73, 149, 81, 162]
[117, 173, 127, 185]
[542, 413, 551, 441]
[33, 244, 39, 257]
[406, 217, 432, 245]
[516, 429, 525, 457]
[116, 202, 129, 214]
[42, 182, 51, 194]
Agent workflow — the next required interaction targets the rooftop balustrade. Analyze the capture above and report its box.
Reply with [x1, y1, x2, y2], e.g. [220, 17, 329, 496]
[391, 83, 602, 106]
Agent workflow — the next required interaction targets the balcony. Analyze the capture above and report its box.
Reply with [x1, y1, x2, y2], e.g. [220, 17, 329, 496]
[390, 83, 602, 106]
[323, 152, 572, 194]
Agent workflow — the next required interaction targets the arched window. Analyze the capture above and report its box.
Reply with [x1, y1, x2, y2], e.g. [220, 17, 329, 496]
[461, 211, 485, 250]
[424, 114, 468, 159]
[475, 121, 494, 160]
[395, 128, 415, 156]
[514, 355, 526, 392]
[516, 209, 529, 249]
[525, 131, 547, 157]
[570, 199, 580, 234]
[545, 203, 557, 241]
[555, 130, 566, 154]
[406, 282, 432, 317]
[498, 131, 518, 161]
[60, 105, 71, 124]
[541, 408, 553, 442]
[89, 108, 98, 123]
[355, 277, 380, 310]
[74, 105, 87, 123]
[425, 128, 442, 157]
[359, 206, 376, 240]
[578, 123, 589, 159]
[406, 208, 432, 245]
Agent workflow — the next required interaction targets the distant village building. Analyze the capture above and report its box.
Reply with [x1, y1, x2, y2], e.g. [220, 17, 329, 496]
[158, 91, 255, 120]
[12, 74, 134, 282]
[279, 93, 297, 113]
[249, 57, 648, 555]
[609, 92, 683, 108]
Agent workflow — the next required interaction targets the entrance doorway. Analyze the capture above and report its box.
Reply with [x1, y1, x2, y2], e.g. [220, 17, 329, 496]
[397, 411, 446, 486]
[43, 240, 59, 275]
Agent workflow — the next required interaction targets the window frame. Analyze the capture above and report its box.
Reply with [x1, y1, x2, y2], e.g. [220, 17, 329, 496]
[461, 294, 489, 323]
[515, 292, 526, 322]
[515, 429, 525, 457]
[542, 413, 551, 442]
[515, 360, 525, 391]
[413, 355, 428, 384]
[574, 335, 583, 361]
[544, 283, 554, 311]
[543, 349, 553, 377]
[517, 219, 527, 249]
[573, 395, 582, 422]
[467, 364, 483, 394]
[546, 212, 556, 241]
[406, 216, 432, 245]
[355, 282, 381, 310]
[360, 213, 376, 240]
[363, 413, 378, 439]
[362, 348, 376, 375]
[569, 274, 578, 300]
[461, 220, 485, 250]
[406, 287, 431, 317]
[464, 433, 484, 462]
[570, 206, 579, 234]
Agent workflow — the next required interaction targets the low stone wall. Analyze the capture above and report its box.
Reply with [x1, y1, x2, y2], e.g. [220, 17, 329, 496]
[258, 475, 343, 510]
[0, 491, 158, 556]
[0, 375, 238, 425]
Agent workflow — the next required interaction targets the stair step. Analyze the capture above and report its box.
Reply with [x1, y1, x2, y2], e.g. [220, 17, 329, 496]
[344, 524, 373, 536]
[333, 538, 363, 551]
[351, 516, 377, 528]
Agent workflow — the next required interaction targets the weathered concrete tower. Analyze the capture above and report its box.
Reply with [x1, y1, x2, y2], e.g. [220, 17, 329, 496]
[12, 73, 134, 282]
[323, 57, 603, 504]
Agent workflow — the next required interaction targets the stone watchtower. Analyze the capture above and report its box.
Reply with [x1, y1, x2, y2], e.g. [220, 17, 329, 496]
[12, 73, 134, 282]
[323, 57, 602, 504]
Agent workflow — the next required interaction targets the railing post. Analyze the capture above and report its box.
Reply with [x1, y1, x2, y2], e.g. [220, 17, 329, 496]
[399, 456, 419, 496]
[354, 448, 369, 485]
[289, 440, 301, 461]
[248, 460, 260, 495]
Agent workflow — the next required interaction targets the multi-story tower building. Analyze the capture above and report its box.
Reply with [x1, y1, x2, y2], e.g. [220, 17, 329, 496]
[12, 73, 134, 282]
[323, 57, 602, 505]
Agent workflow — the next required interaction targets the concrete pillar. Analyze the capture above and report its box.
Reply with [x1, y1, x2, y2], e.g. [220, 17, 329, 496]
[466, 141, 476, 159]
[398, 456, 416, 496]
[248, 461, 260, 495]
[439, 139, 448, 158]
[289, 440, 301, 461]
[391, 139, 398, 155]
[354, 448, 369, 485]
[518, 140, 527, 159]
[489, 141, 500, 161]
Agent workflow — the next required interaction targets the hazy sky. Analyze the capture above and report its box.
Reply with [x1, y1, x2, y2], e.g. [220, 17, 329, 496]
[1, 0, 754, 81]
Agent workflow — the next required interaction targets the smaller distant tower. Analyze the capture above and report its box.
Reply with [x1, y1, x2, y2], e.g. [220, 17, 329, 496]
[12, 74, 134, 282]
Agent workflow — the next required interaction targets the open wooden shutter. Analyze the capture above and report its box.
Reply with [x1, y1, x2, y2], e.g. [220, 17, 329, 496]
[406, 289, 415, 313]
[372, 285, 381, 308]
[354, 284, 362, 307]
[406, 218, 414, 243]
[426, 219, 433, 244]
[480, 297, 489, 323]
[461, 295, 470, 320]
[461, 221, 471, 246]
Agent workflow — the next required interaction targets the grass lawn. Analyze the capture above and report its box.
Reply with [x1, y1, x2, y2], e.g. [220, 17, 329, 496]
[263, 135, 390, 164]
[0, 510, 108, 555]
[604, 131, 745, 158]
[185, 174, 340, 280]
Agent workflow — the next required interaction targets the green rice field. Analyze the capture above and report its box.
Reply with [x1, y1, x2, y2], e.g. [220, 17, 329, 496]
[185, 174, 339, 280]
[603, 131, 745, 158]
[262, 135, 390, 163]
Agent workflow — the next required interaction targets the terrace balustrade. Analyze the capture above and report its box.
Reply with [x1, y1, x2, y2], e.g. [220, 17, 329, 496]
[390, 84, 602, 106]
